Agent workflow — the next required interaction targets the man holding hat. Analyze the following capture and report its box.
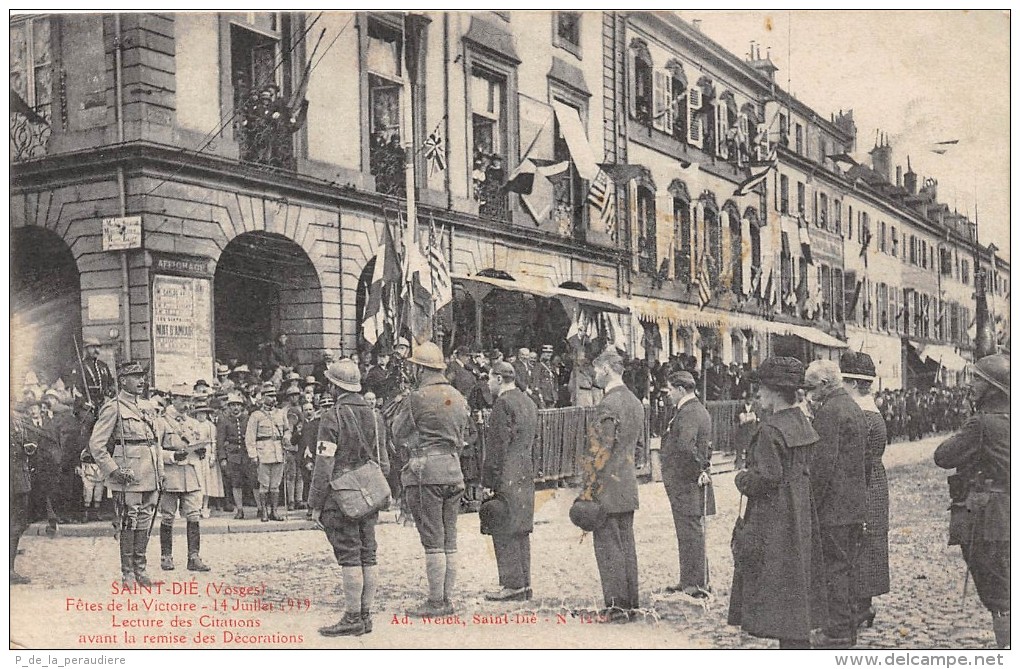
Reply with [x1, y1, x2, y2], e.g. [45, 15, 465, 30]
[70, 336, 115, 419]
[581, 348, 644, 622]
[158, 389, 211, 572]
[481, 360, 538, 601]
[217, 392, 255, 519]
[935, 353, 1010, 649]
[246, 382, 291, 521]
[661, 368, 715, 599]
[391, 341, 471, 617]
[446, 347, 477, 399]
[532, 345, 558, 409]
[804, 359, 867, 648]
[310, 359, 390, 637]
[88, 361, 164, 588]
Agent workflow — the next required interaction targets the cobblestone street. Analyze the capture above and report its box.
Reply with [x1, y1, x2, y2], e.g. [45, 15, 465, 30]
[10, 435, 996, 650]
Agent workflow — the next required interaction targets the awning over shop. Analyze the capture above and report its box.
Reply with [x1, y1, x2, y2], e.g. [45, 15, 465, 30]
[628, 294, 847, 348]
[451, 273, 628, 314]
[917, 343, 969, 372]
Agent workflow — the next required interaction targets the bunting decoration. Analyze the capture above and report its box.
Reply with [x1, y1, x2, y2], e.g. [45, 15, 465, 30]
[733, 147, 777, 197]
[694, 253, 713, 310]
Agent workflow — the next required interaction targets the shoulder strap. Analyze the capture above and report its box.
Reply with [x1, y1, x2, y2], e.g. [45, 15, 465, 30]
[336, 404, 372, 462]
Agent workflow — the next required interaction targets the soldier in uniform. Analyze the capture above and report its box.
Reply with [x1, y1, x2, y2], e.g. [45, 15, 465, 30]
[391, 342, 471, 618]
[217, 392, 255, 518]
[310, 359, 390, 637]
[10, 409, 34, 584]
[582, 348, 645, 622]
[934, 353, 1010, 649]
[660, 369, 715, 599]
[158, 392, 211, 572]
[70, 336, 116, 422]
[245, 382, 291, 522]
[532, 345, 558, 410]
[282, 385, 305, 511]
[88, 361, 164, 588]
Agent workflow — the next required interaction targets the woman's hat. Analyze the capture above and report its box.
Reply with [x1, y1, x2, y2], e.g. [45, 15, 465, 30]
[840, 351, 876, 381]
[753, 357, 807, 390]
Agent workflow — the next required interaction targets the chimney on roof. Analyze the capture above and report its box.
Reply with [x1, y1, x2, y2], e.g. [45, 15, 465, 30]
[692, 19, 702, 31]
[904, 155, 917, 195]
[869, 131, 892, 183]
[896, 165, 902, 188]
[748, 45, 779, 82]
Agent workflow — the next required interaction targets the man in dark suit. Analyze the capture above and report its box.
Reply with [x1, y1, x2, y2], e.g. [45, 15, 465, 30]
[582, 348, 644, 622]
[531, 345, 558, 409]
[23, 400, 63, 535]
[481, 361, 538, 601]
[661, 369, 715, 598]
[511, 348, 532, 399]
[805, 359, 867, 648]
[445, 347, 477, 399]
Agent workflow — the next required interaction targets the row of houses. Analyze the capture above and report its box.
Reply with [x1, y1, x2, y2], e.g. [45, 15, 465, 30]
[10, 11, 1008, 391]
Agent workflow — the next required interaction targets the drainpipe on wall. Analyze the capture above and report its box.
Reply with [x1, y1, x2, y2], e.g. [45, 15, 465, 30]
[443, 12, 453, 210]
[114, 14, 132, 362]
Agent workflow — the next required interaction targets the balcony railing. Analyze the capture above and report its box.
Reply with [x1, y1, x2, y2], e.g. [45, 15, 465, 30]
[370, 134, 406, 198]
[10, 109, 50, 163]
[473, 152, 508, 221]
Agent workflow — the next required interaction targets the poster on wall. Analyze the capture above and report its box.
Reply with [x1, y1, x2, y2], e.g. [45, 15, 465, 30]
[152, 274, 213, 391]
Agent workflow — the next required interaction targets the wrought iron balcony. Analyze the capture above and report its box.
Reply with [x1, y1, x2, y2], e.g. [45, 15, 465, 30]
[370, 133, 406, 198]
[9, 102, 50, 163]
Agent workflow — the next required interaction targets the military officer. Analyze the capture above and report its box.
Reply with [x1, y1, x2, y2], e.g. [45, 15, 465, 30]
[158, 391, 211, 572]
[70, 336, 115, 420]
[532, 345, 558, 409]
[245, 382, 291, 521]
[934, 354, 1010, 649]
[88, 361, 164, 588]
[582, 348, 644, 622]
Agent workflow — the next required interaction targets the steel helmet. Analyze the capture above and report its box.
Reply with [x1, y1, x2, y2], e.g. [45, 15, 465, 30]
[408, 342, 446, 370]
[324, 359, 362, 392]
[972, 353, 1010, 397]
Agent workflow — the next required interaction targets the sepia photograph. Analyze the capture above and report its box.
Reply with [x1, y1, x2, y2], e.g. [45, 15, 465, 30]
[8, 8, 1011, 657]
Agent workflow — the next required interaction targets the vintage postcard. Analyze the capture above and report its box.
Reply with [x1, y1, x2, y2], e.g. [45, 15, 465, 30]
[9, 9, 1010, 657]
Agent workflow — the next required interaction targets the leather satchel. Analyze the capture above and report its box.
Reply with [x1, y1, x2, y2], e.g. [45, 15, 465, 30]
[328, 407, 391, 519]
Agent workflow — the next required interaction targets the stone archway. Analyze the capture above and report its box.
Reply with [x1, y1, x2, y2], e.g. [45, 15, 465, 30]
[213, 231, 323, 374]
[11, 226, 82, 388]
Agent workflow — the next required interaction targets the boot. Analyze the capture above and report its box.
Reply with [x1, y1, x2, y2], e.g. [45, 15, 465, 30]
[133, 529, 153, 587]
[120, 531, 136, 588]
[360, 610, 373, 634]
[160, 524, 175, 571]
[993, 611, 1010, 649]
[268, 493, 285, 521]
[186, 521, 211, 572]
[259, 493, 269, 523]
[318, 612, 365, 637]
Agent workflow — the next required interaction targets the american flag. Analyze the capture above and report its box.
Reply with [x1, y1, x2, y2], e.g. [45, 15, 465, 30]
[427, 214, 452, 310]
[587, 169, 617, 239]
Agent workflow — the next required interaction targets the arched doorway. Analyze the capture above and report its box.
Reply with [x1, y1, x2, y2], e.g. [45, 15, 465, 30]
[214, 232, 322, 372]
[11, 227, 81, 388]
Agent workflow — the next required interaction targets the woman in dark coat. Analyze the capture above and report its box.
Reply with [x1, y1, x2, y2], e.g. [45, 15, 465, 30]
[841, 353, 890, 630]
[480, 361, 538, 601]
[728, 357, 827, 649]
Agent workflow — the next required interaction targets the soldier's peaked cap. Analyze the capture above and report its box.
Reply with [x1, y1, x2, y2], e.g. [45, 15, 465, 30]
[117, 361, 147, 376]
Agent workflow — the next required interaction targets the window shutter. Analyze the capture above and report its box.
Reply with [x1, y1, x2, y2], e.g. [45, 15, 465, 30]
[687, 87, 702, 147]
[662, 74, 673, 135]
[652, 70, 666, 132]
[716, 102, 728, 158]
[627, 51, 637, 119]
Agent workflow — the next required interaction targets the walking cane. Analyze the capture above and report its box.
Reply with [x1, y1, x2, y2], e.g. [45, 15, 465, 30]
[702, 480, 710, 591]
